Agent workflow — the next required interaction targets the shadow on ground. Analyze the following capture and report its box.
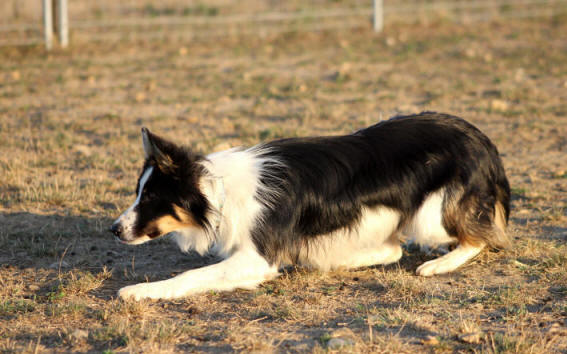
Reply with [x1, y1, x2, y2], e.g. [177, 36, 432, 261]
[0, 211, 215, 300]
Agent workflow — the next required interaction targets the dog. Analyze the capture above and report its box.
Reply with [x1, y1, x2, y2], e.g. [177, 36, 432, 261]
[110, 112, 510, 300]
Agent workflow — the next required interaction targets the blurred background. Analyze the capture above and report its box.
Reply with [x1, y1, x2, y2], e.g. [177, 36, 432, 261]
[2, 0, 566, 47]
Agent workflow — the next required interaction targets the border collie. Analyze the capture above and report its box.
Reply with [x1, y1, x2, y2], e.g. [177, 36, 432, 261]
[110, 112, 510, 301]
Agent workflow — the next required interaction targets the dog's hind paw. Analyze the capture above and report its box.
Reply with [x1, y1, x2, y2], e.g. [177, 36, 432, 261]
[416, 243, 484, 277]
[416, 259, 449, 277]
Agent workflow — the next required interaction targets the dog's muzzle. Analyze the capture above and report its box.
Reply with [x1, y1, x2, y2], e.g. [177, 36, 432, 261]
[109, 222, 124, 238]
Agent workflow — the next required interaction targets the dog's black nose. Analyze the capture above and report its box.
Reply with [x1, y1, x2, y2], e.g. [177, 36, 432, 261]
[110, 223, 123, 237]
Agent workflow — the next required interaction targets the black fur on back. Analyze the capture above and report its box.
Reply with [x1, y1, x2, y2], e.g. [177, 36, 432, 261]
[251, 112, 510, 265]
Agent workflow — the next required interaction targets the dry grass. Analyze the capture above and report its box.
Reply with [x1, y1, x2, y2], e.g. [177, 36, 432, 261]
[1, 15, 567, 353]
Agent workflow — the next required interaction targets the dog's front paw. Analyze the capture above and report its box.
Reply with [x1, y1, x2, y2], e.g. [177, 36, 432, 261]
[118, 283, 152, 301]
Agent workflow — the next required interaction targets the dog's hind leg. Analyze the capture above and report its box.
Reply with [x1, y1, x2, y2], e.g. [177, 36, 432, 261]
[345, 233, 403, 269]
[118, 249, 279, 300]
[415, 189, 509, 277]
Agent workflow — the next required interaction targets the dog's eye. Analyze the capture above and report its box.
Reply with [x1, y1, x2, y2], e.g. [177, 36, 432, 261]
[141, 188, 160, 202]
[141, 190, 151, 200]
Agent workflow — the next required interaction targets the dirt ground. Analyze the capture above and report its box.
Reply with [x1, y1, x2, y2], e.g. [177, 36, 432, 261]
[0, 16, 566, 353]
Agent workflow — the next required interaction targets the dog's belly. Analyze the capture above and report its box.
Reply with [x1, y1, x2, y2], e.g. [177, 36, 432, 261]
[295, 189, 459, 271]
[297, 206, 402, 270]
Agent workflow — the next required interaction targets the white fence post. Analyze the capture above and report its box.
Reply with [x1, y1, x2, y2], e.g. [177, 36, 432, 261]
[57, 0, 69, 48]
[43, 0, 53, 50]
[373, 0, 384, 32]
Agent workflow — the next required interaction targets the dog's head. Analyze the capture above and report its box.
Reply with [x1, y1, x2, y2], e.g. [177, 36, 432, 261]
[110, 128, 210, 245]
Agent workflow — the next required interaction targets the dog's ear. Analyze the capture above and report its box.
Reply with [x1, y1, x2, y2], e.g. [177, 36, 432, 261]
[141, 127, 157, 159]
[141, 127, 176, 173]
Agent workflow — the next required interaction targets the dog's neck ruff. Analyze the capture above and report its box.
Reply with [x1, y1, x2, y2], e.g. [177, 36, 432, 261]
[214, 177, 226, 236]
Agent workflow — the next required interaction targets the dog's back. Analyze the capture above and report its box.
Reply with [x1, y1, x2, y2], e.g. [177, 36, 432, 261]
[251, 112, 510, 274]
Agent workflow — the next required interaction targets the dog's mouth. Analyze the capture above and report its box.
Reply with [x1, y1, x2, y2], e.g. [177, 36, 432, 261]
[114, 236, 132, 245]
[110, 218, 163, 245]
[147, 230, 162, 238]
[115, 235, 153, 245]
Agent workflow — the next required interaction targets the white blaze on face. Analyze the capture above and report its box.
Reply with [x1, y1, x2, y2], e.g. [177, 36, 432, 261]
[113, 166, 153, 241]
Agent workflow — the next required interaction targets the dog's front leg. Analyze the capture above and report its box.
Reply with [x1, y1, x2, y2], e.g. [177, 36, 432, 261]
[118, 249, 279, 300]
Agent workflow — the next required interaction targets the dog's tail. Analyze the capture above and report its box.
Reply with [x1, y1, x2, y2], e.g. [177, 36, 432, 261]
[467, 161, 511, 249]
[491, 173, 511, 249]
[443, 151, 511, 250]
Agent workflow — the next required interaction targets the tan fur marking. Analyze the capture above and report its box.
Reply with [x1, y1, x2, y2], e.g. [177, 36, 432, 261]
[493, 201, 511, 248]
[442, 192, 510, 250]
[173, 205, 194, 223]
[151, 205, 197, 236]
